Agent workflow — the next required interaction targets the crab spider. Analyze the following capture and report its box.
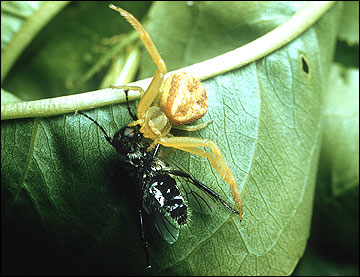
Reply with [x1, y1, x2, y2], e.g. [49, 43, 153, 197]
[109, 4, 242, 220]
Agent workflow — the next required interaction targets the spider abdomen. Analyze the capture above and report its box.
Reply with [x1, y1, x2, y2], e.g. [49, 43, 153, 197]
[148, 174, 188, 225]
[160, 72, 208, 125]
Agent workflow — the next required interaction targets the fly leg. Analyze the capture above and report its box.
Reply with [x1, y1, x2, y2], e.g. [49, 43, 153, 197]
[139, 203, 151, 269]
[123, 89, 138, 121]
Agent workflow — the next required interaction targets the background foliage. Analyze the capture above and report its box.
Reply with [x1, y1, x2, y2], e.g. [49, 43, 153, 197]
[1, 1, 358, 275]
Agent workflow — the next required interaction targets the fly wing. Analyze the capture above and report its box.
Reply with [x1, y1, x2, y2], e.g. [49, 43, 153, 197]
[176, 173, 214, 215]
[159, 154, 217, 215]
[153, 209, 179, 244]
[143, 200, 180, 244]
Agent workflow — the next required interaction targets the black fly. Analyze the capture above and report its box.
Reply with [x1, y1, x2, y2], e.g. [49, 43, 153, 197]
[76, 91, 239, 269]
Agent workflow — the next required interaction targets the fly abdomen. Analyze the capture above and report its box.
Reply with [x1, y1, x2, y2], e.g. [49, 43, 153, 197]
[166, 195, 187, 225]
[148, 174, 188, 225]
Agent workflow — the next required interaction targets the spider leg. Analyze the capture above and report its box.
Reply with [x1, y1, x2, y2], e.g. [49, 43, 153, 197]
[156, 136, 242, 220]
[109, 5, 167, 119]
[109, 4, 167, 75]
[110, 79, 164, 122]
[162, 169, 239, 215]
[137, 69, 164, 118]
[172, 120, 213, 132]
[110, 85, 145, 97]
[109, 85, 144, 120]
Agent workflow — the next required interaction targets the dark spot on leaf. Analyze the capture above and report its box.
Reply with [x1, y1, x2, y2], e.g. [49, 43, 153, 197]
[299, 54, 311, 79]
[301, 57, 309, 74]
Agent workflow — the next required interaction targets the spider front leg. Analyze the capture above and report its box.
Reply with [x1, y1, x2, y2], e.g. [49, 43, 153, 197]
[136, 69, 164, 119]
[109, 5, 167, 75]
[110, 5, 169, 121]
[155, 136, 243, 220]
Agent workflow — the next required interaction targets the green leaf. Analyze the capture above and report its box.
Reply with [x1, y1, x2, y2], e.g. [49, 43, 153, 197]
[1, 2, 341, 275]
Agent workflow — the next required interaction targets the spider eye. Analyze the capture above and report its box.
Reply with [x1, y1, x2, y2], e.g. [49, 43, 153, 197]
[159, 72, 208, 125]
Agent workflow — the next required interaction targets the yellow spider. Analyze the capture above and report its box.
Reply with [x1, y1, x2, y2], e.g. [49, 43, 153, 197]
[109, 4, 242, 220]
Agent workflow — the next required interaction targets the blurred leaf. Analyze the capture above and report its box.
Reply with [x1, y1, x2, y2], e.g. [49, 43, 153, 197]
[293, 66, 359, 277]
[1, 88, 23, 103]
[2, 1, 151, 100]
[323, 65, 359, 193]
[1, 1, 45, 50]
[310, 64, 359, 258]
[293, 243, 359, 276]
[334, 39, 359, 69]
[1, 1, 70, 82]
[338, 1, 359, 46]
[333, 2, 359, 69]
[1, 1, 342, 275]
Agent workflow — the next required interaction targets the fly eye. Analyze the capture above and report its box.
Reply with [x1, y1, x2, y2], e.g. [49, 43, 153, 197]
[124, 127, 136, 138]
[123, 127, 142, 142]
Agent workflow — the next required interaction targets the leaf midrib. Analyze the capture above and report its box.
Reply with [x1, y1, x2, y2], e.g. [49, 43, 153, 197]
[14, 118, 39, 203]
